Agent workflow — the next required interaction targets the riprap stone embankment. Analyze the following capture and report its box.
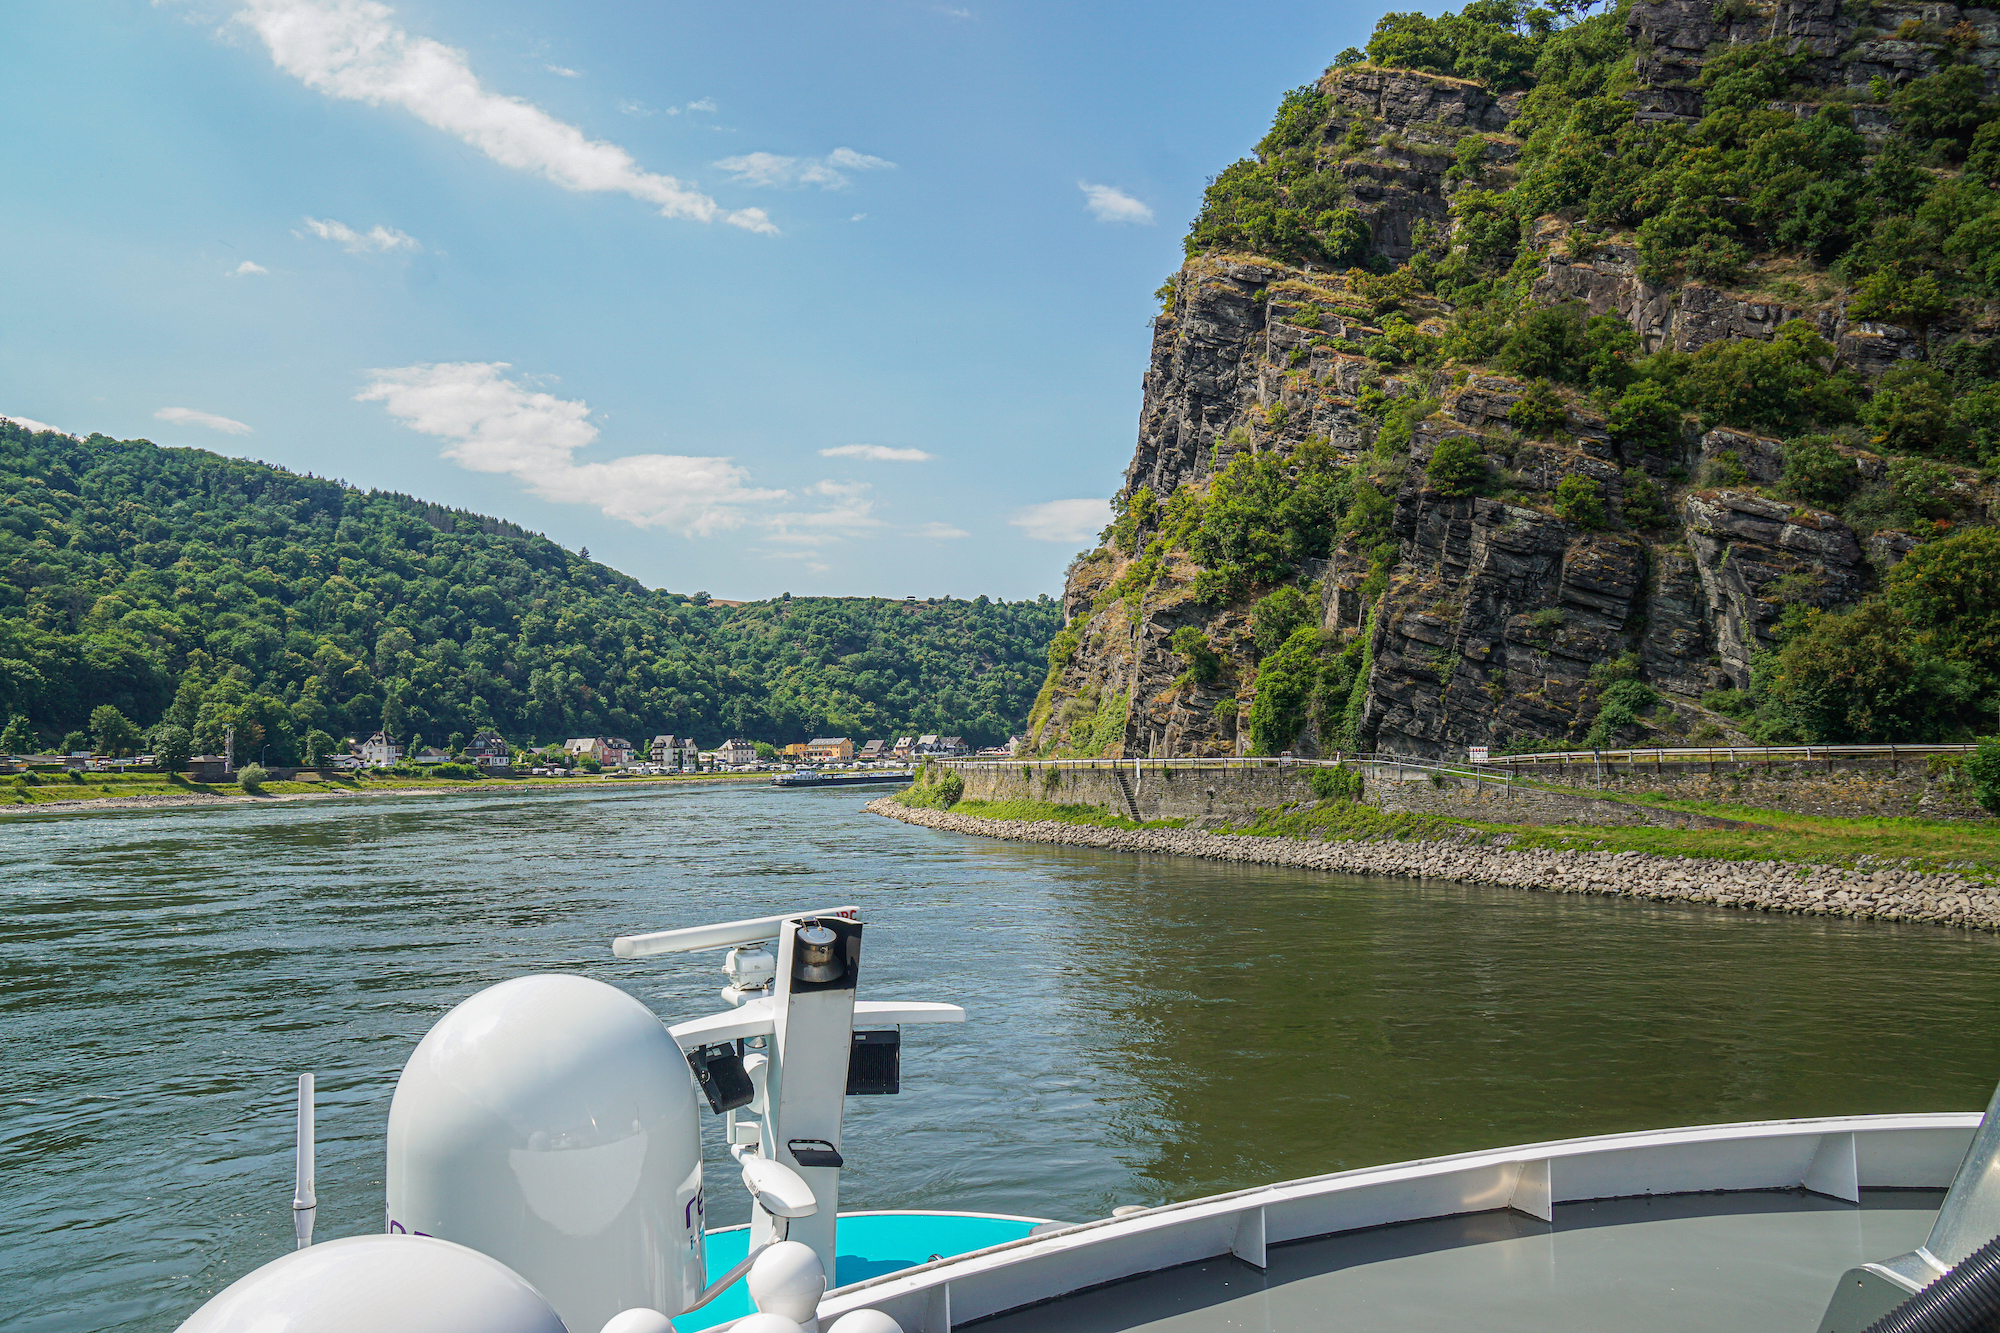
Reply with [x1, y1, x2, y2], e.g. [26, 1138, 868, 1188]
[867, 798, 2000, 931]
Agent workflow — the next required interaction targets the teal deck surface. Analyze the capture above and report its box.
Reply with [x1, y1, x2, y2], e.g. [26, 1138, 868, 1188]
[676, 1211, 1048, 1331]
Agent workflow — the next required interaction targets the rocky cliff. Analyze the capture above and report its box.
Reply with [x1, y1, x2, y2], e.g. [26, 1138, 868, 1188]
[1032, 0, 2000, 761]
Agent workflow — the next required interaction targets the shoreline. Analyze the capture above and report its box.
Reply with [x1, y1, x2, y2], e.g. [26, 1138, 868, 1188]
[866, 798, 2000, 932]
[0, 772, 772, 817]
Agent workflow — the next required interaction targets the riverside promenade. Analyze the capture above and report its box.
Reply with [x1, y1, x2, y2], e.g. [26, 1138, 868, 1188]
[868, 797, 2000, 932]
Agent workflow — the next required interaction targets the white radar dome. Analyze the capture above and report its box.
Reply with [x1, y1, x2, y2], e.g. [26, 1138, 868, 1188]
[387, 973, 704, 1333]
[174, 1233, 563, 1333]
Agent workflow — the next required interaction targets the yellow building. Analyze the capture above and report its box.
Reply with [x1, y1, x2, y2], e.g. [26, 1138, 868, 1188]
[804, 736, 854, 761]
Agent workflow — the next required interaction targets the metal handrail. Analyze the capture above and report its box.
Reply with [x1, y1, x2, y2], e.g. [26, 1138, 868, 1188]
[934, 754, 1512, 788]
[1482, 743, 1976, 767]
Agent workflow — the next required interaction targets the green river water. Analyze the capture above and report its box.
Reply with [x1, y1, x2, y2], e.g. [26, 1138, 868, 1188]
[4, 780, 1998, 1331]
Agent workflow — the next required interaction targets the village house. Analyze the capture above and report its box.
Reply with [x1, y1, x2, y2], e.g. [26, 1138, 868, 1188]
[650, 735, 700, 771]
[565, 737, 636, 768]
[716, 738, 759, 768]
[466, 732, 511, 771]
[804, 737, 854, 762]
[858, 740, 889, 760]
[409, 746, 452, 765]
[911, 735, 970, 758]
[780, 742, 810, 760]
[357, 731, 402, 767]
[890, 736, 916, 759]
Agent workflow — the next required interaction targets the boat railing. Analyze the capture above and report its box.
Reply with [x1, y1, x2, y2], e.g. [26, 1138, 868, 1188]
[798, 1112, 1981, 1333]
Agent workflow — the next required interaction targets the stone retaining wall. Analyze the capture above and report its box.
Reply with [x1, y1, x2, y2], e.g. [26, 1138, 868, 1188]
[869, 798, 1999, 931]
[950, 762, 1754, 831]
[1502, 756, 1989, 821]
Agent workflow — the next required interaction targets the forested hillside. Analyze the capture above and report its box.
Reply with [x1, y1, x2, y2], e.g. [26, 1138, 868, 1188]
[0, 423, 1059, 760]
[1035, 0, 2000, 760]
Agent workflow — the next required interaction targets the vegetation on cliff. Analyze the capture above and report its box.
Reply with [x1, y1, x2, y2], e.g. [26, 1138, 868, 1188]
[1033, 0, 2000, 761]
[0, 423, 1059, 759]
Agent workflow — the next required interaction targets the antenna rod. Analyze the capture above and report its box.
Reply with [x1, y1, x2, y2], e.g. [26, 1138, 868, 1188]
[612, 906, 858, 958]
[292, 1073, 316, 1249]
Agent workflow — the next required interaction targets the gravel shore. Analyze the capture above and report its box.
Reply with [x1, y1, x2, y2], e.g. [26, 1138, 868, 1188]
[867, 798, 2000, 932]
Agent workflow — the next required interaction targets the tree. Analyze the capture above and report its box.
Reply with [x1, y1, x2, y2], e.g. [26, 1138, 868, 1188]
[90, 704, 141, 757]
[1, 713, 34, 755]
[1884, 528, 2000, 687]
[1761, 602, 1976, 741]
[60, 730, 89, 755]
[150, 724, 192, 772]
[303, 729, 336, 766]
[1425, 437, 1487, 496]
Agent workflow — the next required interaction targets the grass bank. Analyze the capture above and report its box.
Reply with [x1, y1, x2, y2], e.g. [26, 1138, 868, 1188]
[1221, 799, 2000, 880]
[899, 777, 2000, 880]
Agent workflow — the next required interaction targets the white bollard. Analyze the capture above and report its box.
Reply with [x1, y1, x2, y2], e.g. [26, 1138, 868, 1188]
[825, 1313, 904, 1333]
[599, 1312, 676, 1333]
[748, 1241, 827, 1331]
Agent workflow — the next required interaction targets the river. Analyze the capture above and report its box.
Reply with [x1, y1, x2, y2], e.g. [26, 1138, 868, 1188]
[4, 781, 1999, 1331]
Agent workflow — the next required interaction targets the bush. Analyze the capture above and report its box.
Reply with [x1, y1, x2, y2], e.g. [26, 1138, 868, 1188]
[1607, 380, 1682, 456]
[1553, 474, 1606, 527]
[1170, 626, 1224, 684]
[1621, 469, 1669, 527]
[1888, 456, 1955, 524]
[1862, 363, 1966, 457]
[1586, 678, 1660, 746]
[1969, 737, 2000, 813]
[429, 762, 482, 779]
[1247, 626, 1330, 754]
[899, 768, 965, 809]
[236, 764, 271, 792]
[1425, 436, 1488, 496]
[1507, 380, 1568, 437]
[1779, 435, 1859, 507]
[1252, 585, 1317, 653]
[1308, 763, 1366, 803]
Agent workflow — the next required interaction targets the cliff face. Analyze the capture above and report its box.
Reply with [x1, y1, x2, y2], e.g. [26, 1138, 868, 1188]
[1036, 1, 2000, 762]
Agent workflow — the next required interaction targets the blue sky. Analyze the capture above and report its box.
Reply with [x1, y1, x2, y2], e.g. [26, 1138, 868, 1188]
[1, 0, 1378, 600]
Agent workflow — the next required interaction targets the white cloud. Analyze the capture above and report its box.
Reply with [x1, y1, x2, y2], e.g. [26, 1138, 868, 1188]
[232, 260, 270, 275]
[686, 97, 717, 113]
[1078, 181, 1154, 225]
[937, 6, 973, 17]
[850, 213, 867, 222]
[545, 64, 579, 77]
[819, 444, 931, 462]
[1010, 497, 1109, 543]
[763, 480, 884, 548]
[716, 147, 895, 190]
[237, 1, 776, 235]
[619, 99, 652, 117]
[3, 415, 69, 436]
[357, 361, 787, 535]
[155, 407, 254, 435]
[299, 216, 420, 253]
[914, 521, 970, 539]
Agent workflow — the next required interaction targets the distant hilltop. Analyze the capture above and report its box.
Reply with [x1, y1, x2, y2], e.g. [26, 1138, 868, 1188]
[0, 422, 1060, 763]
